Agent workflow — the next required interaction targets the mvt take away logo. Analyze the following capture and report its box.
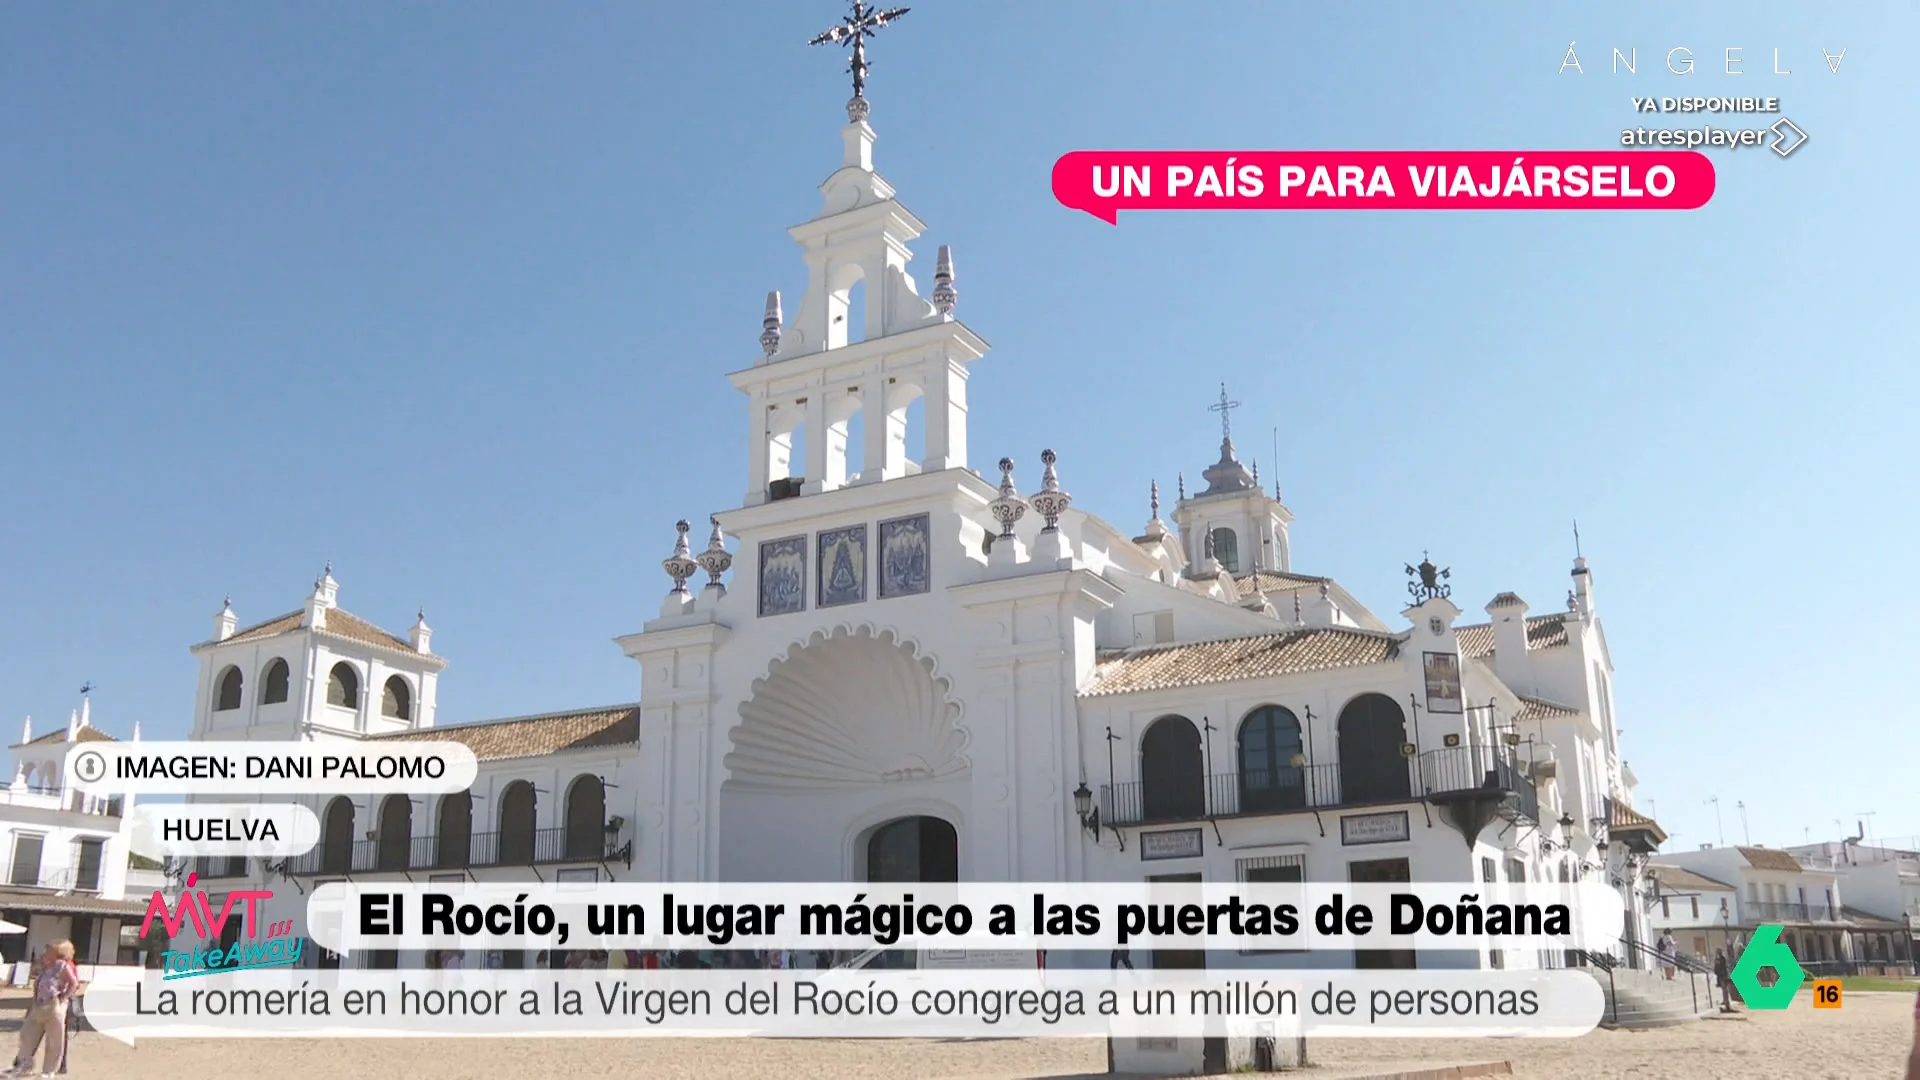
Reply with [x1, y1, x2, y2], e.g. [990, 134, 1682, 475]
[141, 872, 300, 980]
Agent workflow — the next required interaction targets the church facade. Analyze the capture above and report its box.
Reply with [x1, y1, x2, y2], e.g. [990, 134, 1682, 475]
[174, 89, 1668, 1005]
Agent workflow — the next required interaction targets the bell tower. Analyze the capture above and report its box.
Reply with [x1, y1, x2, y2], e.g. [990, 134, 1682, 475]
[1171, 384, 1296, 576]
[731, 58, 988, 507]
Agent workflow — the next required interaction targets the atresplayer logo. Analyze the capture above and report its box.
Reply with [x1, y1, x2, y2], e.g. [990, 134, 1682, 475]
[1729, 923, 1807, 1009]
[142, 872, 301, 980]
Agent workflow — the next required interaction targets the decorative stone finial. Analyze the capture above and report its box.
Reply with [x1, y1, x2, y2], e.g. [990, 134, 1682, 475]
[761, 291, 783, 357]
[1029, 449, 1072, 533]
[846, 96, 871, 123]
[695, 516, 734, 587]
[1141, 480, 1168, 540]
[409, 608, 433, 654]
[1293, 592, 1304, 625]
[1178, 473, 1187, 499]
[931, 245, 957, 315]
[1252, 458, 1260, 485]
[662, 520, 699, 595]
[221, 595, 232, 613]
[988, 457, 1028, 539]
[1243, 555, 1273, 614]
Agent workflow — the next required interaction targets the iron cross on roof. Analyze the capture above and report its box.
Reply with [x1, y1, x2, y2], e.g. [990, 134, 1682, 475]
[1209, 383, 1242, 441]
[810, 1, 910, 102]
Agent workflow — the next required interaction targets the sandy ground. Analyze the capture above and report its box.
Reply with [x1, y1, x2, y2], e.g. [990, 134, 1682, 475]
[7, 992, 1913, 1079]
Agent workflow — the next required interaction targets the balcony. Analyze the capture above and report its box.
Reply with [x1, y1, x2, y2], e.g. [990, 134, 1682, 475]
[0, 786, 124, 818]
[4, 867, 105, 894]
[1098, 746, 1540, 829]
[1745, 901, 1840, 924]
[281, 826, 628, 877]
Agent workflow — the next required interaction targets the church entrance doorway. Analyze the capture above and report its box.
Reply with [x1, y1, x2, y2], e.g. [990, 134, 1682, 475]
[1147, 872, 1227, 1073]
[864, 816, 959, 970]
[866, 815, 959, 883]
[1350, 858, 1416, 970]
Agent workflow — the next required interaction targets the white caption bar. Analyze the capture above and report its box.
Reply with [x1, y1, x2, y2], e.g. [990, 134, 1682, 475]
[306, 882, 1625, 953]
[79, 969, 1605, 1043]
[67, 741, 477, 796]
[130, 803, 321, 860]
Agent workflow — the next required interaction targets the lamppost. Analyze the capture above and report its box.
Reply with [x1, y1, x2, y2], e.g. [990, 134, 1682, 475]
[1073, 781, 1119, 849]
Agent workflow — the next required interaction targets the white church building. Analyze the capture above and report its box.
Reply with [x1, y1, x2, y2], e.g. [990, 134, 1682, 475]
[168, 69, 1670, 1069]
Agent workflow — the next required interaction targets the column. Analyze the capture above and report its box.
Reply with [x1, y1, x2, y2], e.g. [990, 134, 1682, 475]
[861, 385, 886, 482]
[746, 399, 773, 505]
[635, 706, 674, 880]
[920, 359, 969, 472]
[801, 392, 829, 494]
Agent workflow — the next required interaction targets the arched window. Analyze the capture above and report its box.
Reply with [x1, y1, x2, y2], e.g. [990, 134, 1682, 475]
[1140, 715, 1206, 822]
[498, 781, 537, 865]
[321, 796, 355, 875]
[867, 816, 959, 883]
[376, 794, 412, 871]
[434, 791, 472, 869]
[1210, 527, 1240, 573]
[382, 676, 412, 721]
[1238, 705, 1306, 813]
[1336, 693, 1412, 803]
[563, 775, 605, 861]
[327, 663, 360, 709]
[260, 658, 291, 705]
[214, 666, 243, 712]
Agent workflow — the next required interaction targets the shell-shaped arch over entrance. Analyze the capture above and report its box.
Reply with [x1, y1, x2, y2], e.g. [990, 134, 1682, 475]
[726, 624, 969, 791]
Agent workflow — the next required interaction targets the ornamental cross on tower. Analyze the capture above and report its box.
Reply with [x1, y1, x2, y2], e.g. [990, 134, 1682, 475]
[1209, 382, 1242, 442]
[810, 1, 910, 111]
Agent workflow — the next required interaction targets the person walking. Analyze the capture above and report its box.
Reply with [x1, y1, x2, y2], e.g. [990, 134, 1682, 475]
[8, 940, 78, 1078]
[1656, 931, 1678, 981]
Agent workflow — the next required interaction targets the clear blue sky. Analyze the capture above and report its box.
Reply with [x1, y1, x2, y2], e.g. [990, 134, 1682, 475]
[3, 3, 1913, 853]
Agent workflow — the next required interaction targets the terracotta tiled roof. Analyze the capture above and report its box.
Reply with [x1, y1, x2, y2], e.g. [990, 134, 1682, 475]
[1515, 696, 1581, 722]
[1611, 801, 1668, 843]
[1487, 592, 1526, 608]
[1085, 628, 1401, 697]
[1233, 571, 1328, 600]
[0, 890, 145, 917]
[374, 704, 639, 761]
[1649, 865, 1734, 893]
[218, 607, 416, 654]
[1841, 906, 1907, 928]
[1453, 613, 1571, 659]
[1738, 846, 1805, 872]
[17, 727, 116, 748]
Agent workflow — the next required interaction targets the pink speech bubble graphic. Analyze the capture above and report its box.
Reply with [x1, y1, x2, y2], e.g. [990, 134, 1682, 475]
[1051, 151, 1717, 224]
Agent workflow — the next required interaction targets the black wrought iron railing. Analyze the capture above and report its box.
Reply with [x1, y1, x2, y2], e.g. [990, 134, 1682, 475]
[1098, 746, 1540, 828]
[282, 826, 621, 875]
[1420, 744, 1539, 823]
[1745, 901, 1839, 923]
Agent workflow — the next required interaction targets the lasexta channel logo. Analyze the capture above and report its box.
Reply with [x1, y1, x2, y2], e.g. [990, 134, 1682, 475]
[1729, 924, 1806, 1009]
